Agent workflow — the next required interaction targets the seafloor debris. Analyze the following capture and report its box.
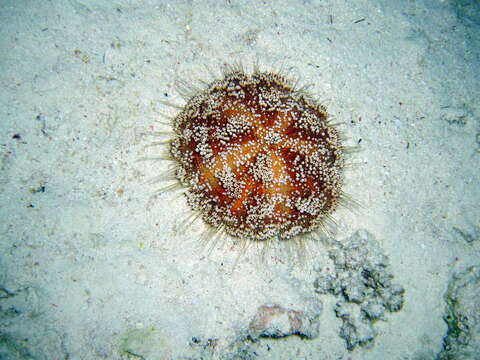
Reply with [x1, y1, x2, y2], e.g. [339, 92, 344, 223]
[452, 224, 479, 244]
[314, 229, 405, 350]
[248, 304, 321, 339]
[118, 325, 174, 359]
[438, 265, 480, 360]
[0, 285, 68, 359]
[195, 302, 322, 359]
[440, 105, 472, 126]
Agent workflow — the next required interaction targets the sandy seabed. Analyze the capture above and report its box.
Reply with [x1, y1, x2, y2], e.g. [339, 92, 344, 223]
[1, 0, 479, 359]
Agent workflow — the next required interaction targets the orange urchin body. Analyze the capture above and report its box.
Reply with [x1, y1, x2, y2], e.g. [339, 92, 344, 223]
[170, 70, 344, 241]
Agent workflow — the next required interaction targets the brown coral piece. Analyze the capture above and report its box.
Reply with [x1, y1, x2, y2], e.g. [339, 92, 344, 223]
[249, 304, 319, 339]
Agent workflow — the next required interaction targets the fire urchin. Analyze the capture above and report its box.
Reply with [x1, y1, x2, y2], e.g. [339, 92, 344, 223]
[164, 65, 347, 242]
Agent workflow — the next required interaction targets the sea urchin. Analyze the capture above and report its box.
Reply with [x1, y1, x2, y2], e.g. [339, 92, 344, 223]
[169, 67, 345, 241]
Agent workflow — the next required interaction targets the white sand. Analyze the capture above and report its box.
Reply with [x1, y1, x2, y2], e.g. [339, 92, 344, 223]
[1, 0, 479, 359]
